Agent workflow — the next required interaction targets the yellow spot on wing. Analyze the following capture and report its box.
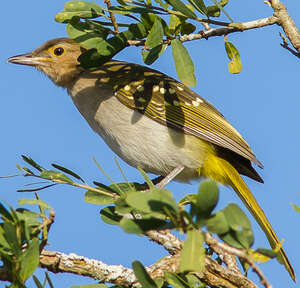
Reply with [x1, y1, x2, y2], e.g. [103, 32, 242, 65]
[153, 85, 159, 92]
[160, 87, 166, 94]
[137, 85, 144, 92]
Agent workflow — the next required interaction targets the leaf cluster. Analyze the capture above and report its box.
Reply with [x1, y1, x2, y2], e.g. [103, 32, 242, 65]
[11, 155, 281, 287]
[0, 196, 53, 287]
[54, 0, 241, 87]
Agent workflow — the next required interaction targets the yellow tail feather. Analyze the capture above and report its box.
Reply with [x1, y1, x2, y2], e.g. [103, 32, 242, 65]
[202, 155, 295, 281]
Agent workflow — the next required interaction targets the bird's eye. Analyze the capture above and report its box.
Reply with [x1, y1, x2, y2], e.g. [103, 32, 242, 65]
[53, 47, 65, 56]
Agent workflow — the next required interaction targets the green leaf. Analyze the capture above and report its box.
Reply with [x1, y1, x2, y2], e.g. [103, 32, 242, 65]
[164, 272, 190, 288]
[154, 0, 169, 8]
[18, 199, 51, 210]
[195, 180, 219, 218]
[0, 226, 11, 250]
[185, 274, 203, 287]
[186, 0, 207, 15]
[178, 194, 197, 207]
[255, 248, 278, 259]
[40, 170, 73, 184]
[109, 5, 164, 15]
[84, 190, 115, 205]
[52, 163, 84, 183]
[114, 198, 133, 215]
[154, 278, 164, 288]
[3, 222, 20, 253]
[220, 230, 243, 249]
[145, 17, 164, 49]
[78, 29, 137, 68]
[19, 238, 40, 282]
[206, 211, 229, 234]
[66, 17, 109, 49]
[180, 22, 196, 35]
[171, 39, 196, 87]
[210, 0, 231, 21]
[21, 155, 43, 172]
[169, 14, 182, 35]
[129, 23, 148, 39]
[235, 228, 254, 249]
[126, 189, 178, 216]
[141, 13, 156, 31]
[94, 181, 121, 194]
[180, 230, 205, 272]
[100, 206, 122, 225]
[120, 217, 167, 234]
[55, 1, 105, 23]
[70, 284, 108, 288]
[16, 209, 41, 227]
[223, 203, 251, 231]
[292, 203, 300, 213]
[142, 44, 168, 65]
[224, 38, 242, 74]
[0, 202, 14, 221]
[109, 182, 143, 195]
[221, 203, 254, 249]
[166, 0, 197, 19]
[132, 260, 158, 288]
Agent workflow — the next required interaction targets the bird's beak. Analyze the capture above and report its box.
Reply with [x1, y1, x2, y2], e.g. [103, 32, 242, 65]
[7, 53, 48, 66]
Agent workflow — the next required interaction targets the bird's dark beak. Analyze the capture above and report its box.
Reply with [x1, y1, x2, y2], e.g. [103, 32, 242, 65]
[7, 53, 48, 66]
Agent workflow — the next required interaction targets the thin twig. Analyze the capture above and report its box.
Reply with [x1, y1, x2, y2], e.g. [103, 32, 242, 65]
[269, 0, 300, 54]
[120, 0, 230, 27]
[127, 16, 279, 47]
[145, 229, 182, 254]
[105, 0, 119, 33]
[280, 42, 300, 58]
[25, 172, 118, 199]
[205, 233, 272, 288]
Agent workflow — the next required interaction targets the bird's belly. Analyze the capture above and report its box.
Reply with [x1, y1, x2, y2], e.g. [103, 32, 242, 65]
[70, 87, 211, 182]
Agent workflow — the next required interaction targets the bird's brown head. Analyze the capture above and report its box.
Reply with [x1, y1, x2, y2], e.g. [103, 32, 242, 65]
[8, 38, 86, 87]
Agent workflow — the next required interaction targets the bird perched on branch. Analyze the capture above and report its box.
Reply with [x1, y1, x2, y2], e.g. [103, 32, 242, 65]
[8, 37, 294, 280]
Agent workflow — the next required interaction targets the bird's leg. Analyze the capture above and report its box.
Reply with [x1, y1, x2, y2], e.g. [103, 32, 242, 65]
[155, 165, 185, 189]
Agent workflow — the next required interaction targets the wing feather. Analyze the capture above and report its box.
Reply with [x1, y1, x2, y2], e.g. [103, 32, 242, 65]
[102, 61, 262, 168]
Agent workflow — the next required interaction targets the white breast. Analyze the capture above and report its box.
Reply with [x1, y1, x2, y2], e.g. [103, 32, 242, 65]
[68, 77, 208, 182]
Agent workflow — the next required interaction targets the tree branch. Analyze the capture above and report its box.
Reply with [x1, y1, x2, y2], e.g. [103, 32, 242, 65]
[104, 0, 119, 34]
[145, 229, 182, 254]
[127, 16, 279, 47]
[205, 233, 272, 288]
[145, 229, 260, 288]
[39, 247, 258, 288]
[269, 0, 300, 54]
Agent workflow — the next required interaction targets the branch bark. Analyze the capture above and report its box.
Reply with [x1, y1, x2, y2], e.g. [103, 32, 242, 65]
[127, 16, 279, 47]
[39, 246, 258, 288]
[270, 0, 300, 54]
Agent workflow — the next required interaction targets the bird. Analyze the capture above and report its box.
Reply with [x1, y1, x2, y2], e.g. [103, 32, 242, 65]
[8, 37, 294, 280]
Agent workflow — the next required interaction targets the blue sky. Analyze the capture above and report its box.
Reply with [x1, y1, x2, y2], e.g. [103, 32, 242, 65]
[1, 0, 300, 287]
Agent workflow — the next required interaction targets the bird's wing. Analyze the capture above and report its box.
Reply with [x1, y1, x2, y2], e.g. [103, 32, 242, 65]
[102, 61, 262, 168]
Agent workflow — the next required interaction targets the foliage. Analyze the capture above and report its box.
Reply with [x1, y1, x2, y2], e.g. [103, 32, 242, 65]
[54, 0, 240, 87]
[4, 0, 299, 286]
[0, 155, 281, 287]
[0, 194, 54, 287]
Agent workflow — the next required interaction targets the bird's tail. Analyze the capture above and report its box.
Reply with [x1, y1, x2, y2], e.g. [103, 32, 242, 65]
[202, 155, 295, 281]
